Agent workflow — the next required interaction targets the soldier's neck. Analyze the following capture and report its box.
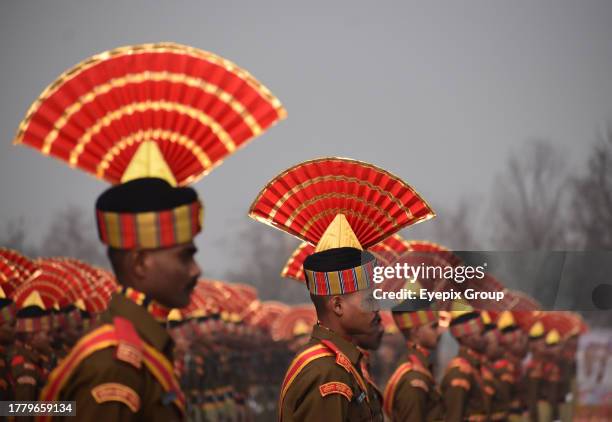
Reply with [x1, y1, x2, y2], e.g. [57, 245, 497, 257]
[316, 319, 353, 342]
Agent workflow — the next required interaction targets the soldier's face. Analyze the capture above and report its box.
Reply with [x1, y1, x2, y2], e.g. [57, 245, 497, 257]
[141, 242, 201, 308]
[416, 320, 441, 349]
[353, 325, 385, 351]
[530, 337, 547, 356]
[0, 323, 14, 344]
[462, 327, 486, 352]
[484, 330, 502, 360]
[341, 289, 381, 337]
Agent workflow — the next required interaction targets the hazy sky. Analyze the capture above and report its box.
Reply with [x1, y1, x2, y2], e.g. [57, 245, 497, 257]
[1, 1, 611, 276]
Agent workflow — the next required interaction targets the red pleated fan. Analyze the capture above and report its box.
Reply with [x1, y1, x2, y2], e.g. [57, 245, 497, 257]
[12, 270, 75, 310]
[0, 248, 41, 284]
[14, 42, 286, 185]
[0, 257, 20, 297]
[405, 240, 464, 267]
[249, 158, 435, 249]
[270, 305, 316, 341]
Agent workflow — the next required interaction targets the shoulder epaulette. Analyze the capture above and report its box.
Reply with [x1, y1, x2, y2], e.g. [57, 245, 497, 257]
[113, 317, 143, 369]
[38, 323, 185, 422]
[407, 354, 433, 380]
[320, 339, 369, 402]
[481, 366, 494, 381]
[447, 357, 473, 375]
[11, 355, 25, 367]
[278, 343, 334, 422]
[494, 359, 510, 370]
[383, 362, 413, 417]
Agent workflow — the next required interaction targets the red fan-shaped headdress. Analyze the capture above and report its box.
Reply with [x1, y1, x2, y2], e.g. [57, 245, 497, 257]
[0, 248, 41, 284]
[404, 240, 464, 268]
[270, 305, 317, 341]
[45, 258, 115, 312]
[250, 158, 434, 249]
[15, 42, 286, 186]
[248, 301, 290, 332]
[250, 158, 434, 295]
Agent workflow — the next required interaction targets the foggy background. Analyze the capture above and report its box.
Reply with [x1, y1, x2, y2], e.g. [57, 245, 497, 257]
[1, 1, 611, 319]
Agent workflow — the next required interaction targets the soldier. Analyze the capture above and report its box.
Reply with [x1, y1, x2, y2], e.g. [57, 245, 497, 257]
[558, 330, 578, 422]
[11, 294, 54, 404]
[525, 320, 562, 422]
[495, 311, 527, 422]
[440, 306, 488, 422]
[354, 319, 386, 419]
[0, 317, 14, 401]
[13, 41, 285, 422]
[39, 178, 202, 421]
[248, 157, 435, 421]
[480, 311, 509, 421]
[383, 293, 444, 421]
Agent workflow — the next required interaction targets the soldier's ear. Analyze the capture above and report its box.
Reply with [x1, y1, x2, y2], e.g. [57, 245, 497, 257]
[330, 295, 344, 317]
[131, 249, 150, 281]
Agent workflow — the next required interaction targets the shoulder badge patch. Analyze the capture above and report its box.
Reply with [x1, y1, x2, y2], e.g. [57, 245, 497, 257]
[113, 317, 143, 369]
[91, 382, 141, 412]
[409, 378, 429, 392]
[319, 381, 353, 401]
[450, 378, 470, 390]
[16, 375, 36, 385]
[449, 357, 472, 375]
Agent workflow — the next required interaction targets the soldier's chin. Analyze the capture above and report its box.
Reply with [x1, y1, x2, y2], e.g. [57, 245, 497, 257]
[175, 290, 193, 309]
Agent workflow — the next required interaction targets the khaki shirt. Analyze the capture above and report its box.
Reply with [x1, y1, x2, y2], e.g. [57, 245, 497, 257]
[384, 346, 443, 422]
[280, 324, 383, 421]
[441, 348, 487, 422]
[44, 293, 184, 421]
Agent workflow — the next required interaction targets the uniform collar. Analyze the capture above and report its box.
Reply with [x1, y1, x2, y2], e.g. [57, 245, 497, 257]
[105, 293, 173, 355]
[459, 346, 482, 367]
[406, 341, 430, 365]
[311, 324, 362, 365]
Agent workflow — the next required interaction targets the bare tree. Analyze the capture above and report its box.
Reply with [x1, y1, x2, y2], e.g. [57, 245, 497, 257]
[490, 140, 570, 249]
[406, 198, 482, 250]
[223, 222, 309, 304]
[570, 127, 612, 249]
[0, 216, 39, 256]
[39, 206, 107, 266]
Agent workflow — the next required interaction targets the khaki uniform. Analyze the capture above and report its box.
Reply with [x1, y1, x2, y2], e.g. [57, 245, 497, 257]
[558, 354, 576, 422]
[10, 342, 44, 401]
[0, 344, 11, 400]
[441, 348, 488, 422]
[525, 359, 560, 422]
[383, 345, 443, 421]
[482, 359, 509, 421]
[39, 293, 185, 422]
[494, 357, 522, 421]
[359, 350, 384, 420]
[279, 324, 383, 421]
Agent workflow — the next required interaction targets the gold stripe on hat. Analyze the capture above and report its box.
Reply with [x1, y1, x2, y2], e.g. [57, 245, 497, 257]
[136, 211, 159, 249]
[326, 271, 342, 294]
[174, 204, 192, 244]
[104, 212, 122, 248]
[354, 265, 367, 291]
